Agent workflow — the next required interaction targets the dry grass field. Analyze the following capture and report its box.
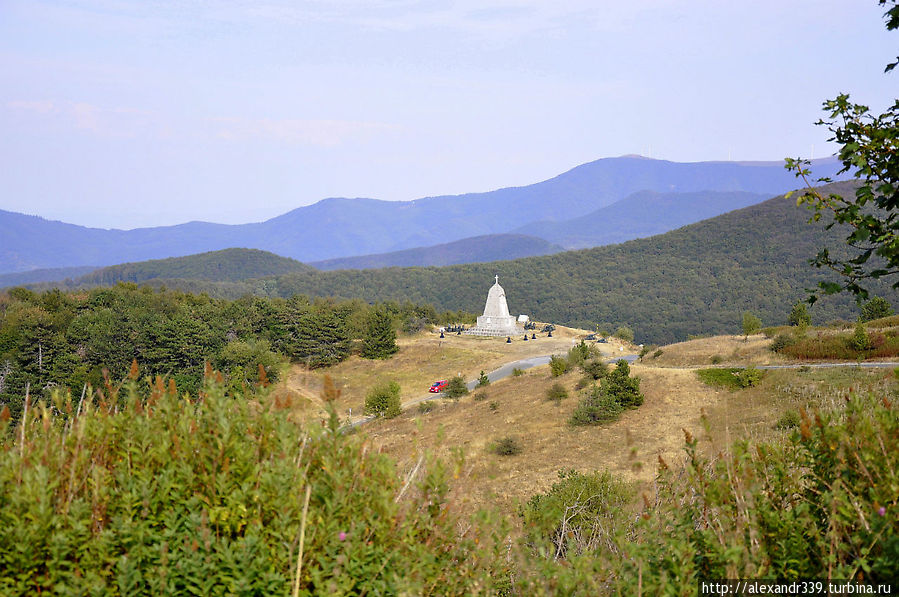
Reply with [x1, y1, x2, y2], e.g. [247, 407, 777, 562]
[277, 324, 635, 420]
[271, 324, 899, 525]
[642, 333, 788, 367]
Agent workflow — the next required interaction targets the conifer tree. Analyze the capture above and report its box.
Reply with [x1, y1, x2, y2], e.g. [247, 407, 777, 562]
[361, 308, 399, 359]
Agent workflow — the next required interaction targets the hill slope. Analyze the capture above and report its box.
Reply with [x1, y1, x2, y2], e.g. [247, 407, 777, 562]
[0, 156, 842, 273]
[310, 234, 563, 270]
[110, 182, 882, 345]
[72, 248, 312, 286]
[518, 189, 770, 249]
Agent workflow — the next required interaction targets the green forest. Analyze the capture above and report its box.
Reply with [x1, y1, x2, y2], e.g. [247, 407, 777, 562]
[34, 183, 887, 345]
[0, 284, 470, 422]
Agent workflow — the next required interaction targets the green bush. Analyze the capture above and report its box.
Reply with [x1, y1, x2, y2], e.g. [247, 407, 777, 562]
[581, 359, 608, 380]
[0, 378, 504, 595]
[742, 311, 762, 338]
[710, 354, 723, 364]
[789, 301, 812, 326]
[472, 391, 487, 401]
[569, 386, 624, 426]
[861, 296, 894, 322]
[770, 333, 796, 353]
[549, 355, 569, 377]
[734, 365, 763, 388]
[364, 379, 402, 418]
[567, 341, 597, 368]
[546, 382, 568, 402]
[512, 367, 525, 377]
[443, 376, 469, 399]
[775, 409, 800, 429]
[490, 436, 522, 456]
[651, 348, 663, 359]
[476, 370, 490, 387]
[488, 401, 499, 412]
[521, 469, 632, 560]
[603, 360, 643, 408]
[613, 326, 635, 343]
[417, 401, 436, 414]
[850, 321, 872, 351]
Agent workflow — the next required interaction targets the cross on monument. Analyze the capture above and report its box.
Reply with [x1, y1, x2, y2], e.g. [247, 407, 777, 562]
[495, 275, 499, 284]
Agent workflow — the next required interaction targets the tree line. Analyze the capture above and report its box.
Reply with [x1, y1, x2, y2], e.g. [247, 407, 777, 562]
[0, 283, 471, 421]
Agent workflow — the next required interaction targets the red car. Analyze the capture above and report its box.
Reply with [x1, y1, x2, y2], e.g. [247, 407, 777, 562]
[429, 380, 449, 393]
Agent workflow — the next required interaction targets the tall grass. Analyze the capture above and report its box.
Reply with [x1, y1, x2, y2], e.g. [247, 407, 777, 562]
[0, 371, 505, 595]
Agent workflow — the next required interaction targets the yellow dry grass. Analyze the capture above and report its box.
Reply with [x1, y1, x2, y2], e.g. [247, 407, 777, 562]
[277, 325, 632, 419]
[362, 362, 727, 517]
[644, 334, 788, 368]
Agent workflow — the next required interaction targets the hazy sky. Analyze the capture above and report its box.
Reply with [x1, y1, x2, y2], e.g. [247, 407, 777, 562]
[1, 1, 896, 229]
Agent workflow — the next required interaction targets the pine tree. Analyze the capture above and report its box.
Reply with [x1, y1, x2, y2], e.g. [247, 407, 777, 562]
[361, 308, 399, 359]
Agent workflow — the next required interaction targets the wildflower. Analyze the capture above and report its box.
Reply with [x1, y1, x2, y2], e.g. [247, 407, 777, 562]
[878, 507, 886, 517]
[338, 531, 347, 541]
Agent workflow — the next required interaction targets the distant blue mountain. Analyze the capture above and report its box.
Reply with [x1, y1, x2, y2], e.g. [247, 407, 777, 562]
[310, 234, 563, 271]
[0, 156, 843, 274]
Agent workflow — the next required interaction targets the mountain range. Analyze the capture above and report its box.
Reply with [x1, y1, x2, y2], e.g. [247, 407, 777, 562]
[0, 156, 843, 274]
[21, 182, 885, 345]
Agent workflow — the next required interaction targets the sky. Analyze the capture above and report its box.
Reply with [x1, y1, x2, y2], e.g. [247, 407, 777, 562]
[1, 1, 896, 230]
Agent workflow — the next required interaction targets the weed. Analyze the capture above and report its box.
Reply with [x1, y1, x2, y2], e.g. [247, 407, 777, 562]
[490, 436, 522, 456]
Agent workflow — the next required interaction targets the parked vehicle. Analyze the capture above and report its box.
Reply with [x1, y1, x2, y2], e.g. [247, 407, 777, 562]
[429, 380, 449, 393]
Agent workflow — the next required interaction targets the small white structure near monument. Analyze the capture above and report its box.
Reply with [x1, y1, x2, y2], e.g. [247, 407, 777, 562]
[464, 276, 525, 337]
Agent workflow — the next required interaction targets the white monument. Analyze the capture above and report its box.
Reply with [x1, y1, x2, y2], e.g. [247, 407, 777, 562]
[464, 276, 525, 337]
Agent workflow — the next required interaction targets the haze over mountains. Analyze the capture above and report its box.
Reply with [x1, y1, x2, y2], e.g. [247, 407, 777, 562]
[0, 156, 843, 274]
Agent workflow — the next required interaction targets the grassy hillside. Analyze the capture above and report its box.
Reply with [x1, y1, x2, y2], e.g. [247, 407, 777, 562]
[310, 234, 562, 270]
[73, 248, 313, 285]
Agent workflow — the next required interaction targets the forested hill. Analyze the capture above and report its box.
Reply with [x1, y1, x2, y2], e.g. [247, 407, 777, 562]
[24, 183, 888, 344]
[72, 248, 313, 286]
[310, 234, 563, 270]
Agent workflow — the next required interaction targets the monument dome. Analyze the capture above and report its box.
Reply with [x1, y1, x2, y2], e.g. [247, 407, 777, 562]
[464, 276, 524, 336]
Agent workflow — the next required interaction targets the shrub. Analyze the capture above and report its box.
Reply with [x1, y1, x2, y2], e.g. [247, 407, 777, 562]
[488, 401, 499, 412]
[710, 354, 723, 364]
[443, 376, 469, 399]
[734, 365, 763, 388]
[490, 436, 522, 456]
[775, 409, 800, 429]
[769, 333, 796, 353]
[652, 348, 663, 359]
[574, 375, 593, 390]
[581, 359, 608, 380]
[569, 386, 624, 426]
[521, 469, 632, 560]
[567, 341, 597, 368]
[850, 321, 872, 351]
[364, 379, 402, 418]
[742, 311, 762, 338]
[512, 367, 525, 377]
[476, 370, 490, 387]
[546, 382, 568, 402]
[417, 401, 436, 414]
[789, 301, 812, 326]
[603, 360, 643, 408]
[861, 296, 894, 322]
[472, 391, 487, 401]
[549, 355, 569, 377]
[613, 326, 635, 343]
